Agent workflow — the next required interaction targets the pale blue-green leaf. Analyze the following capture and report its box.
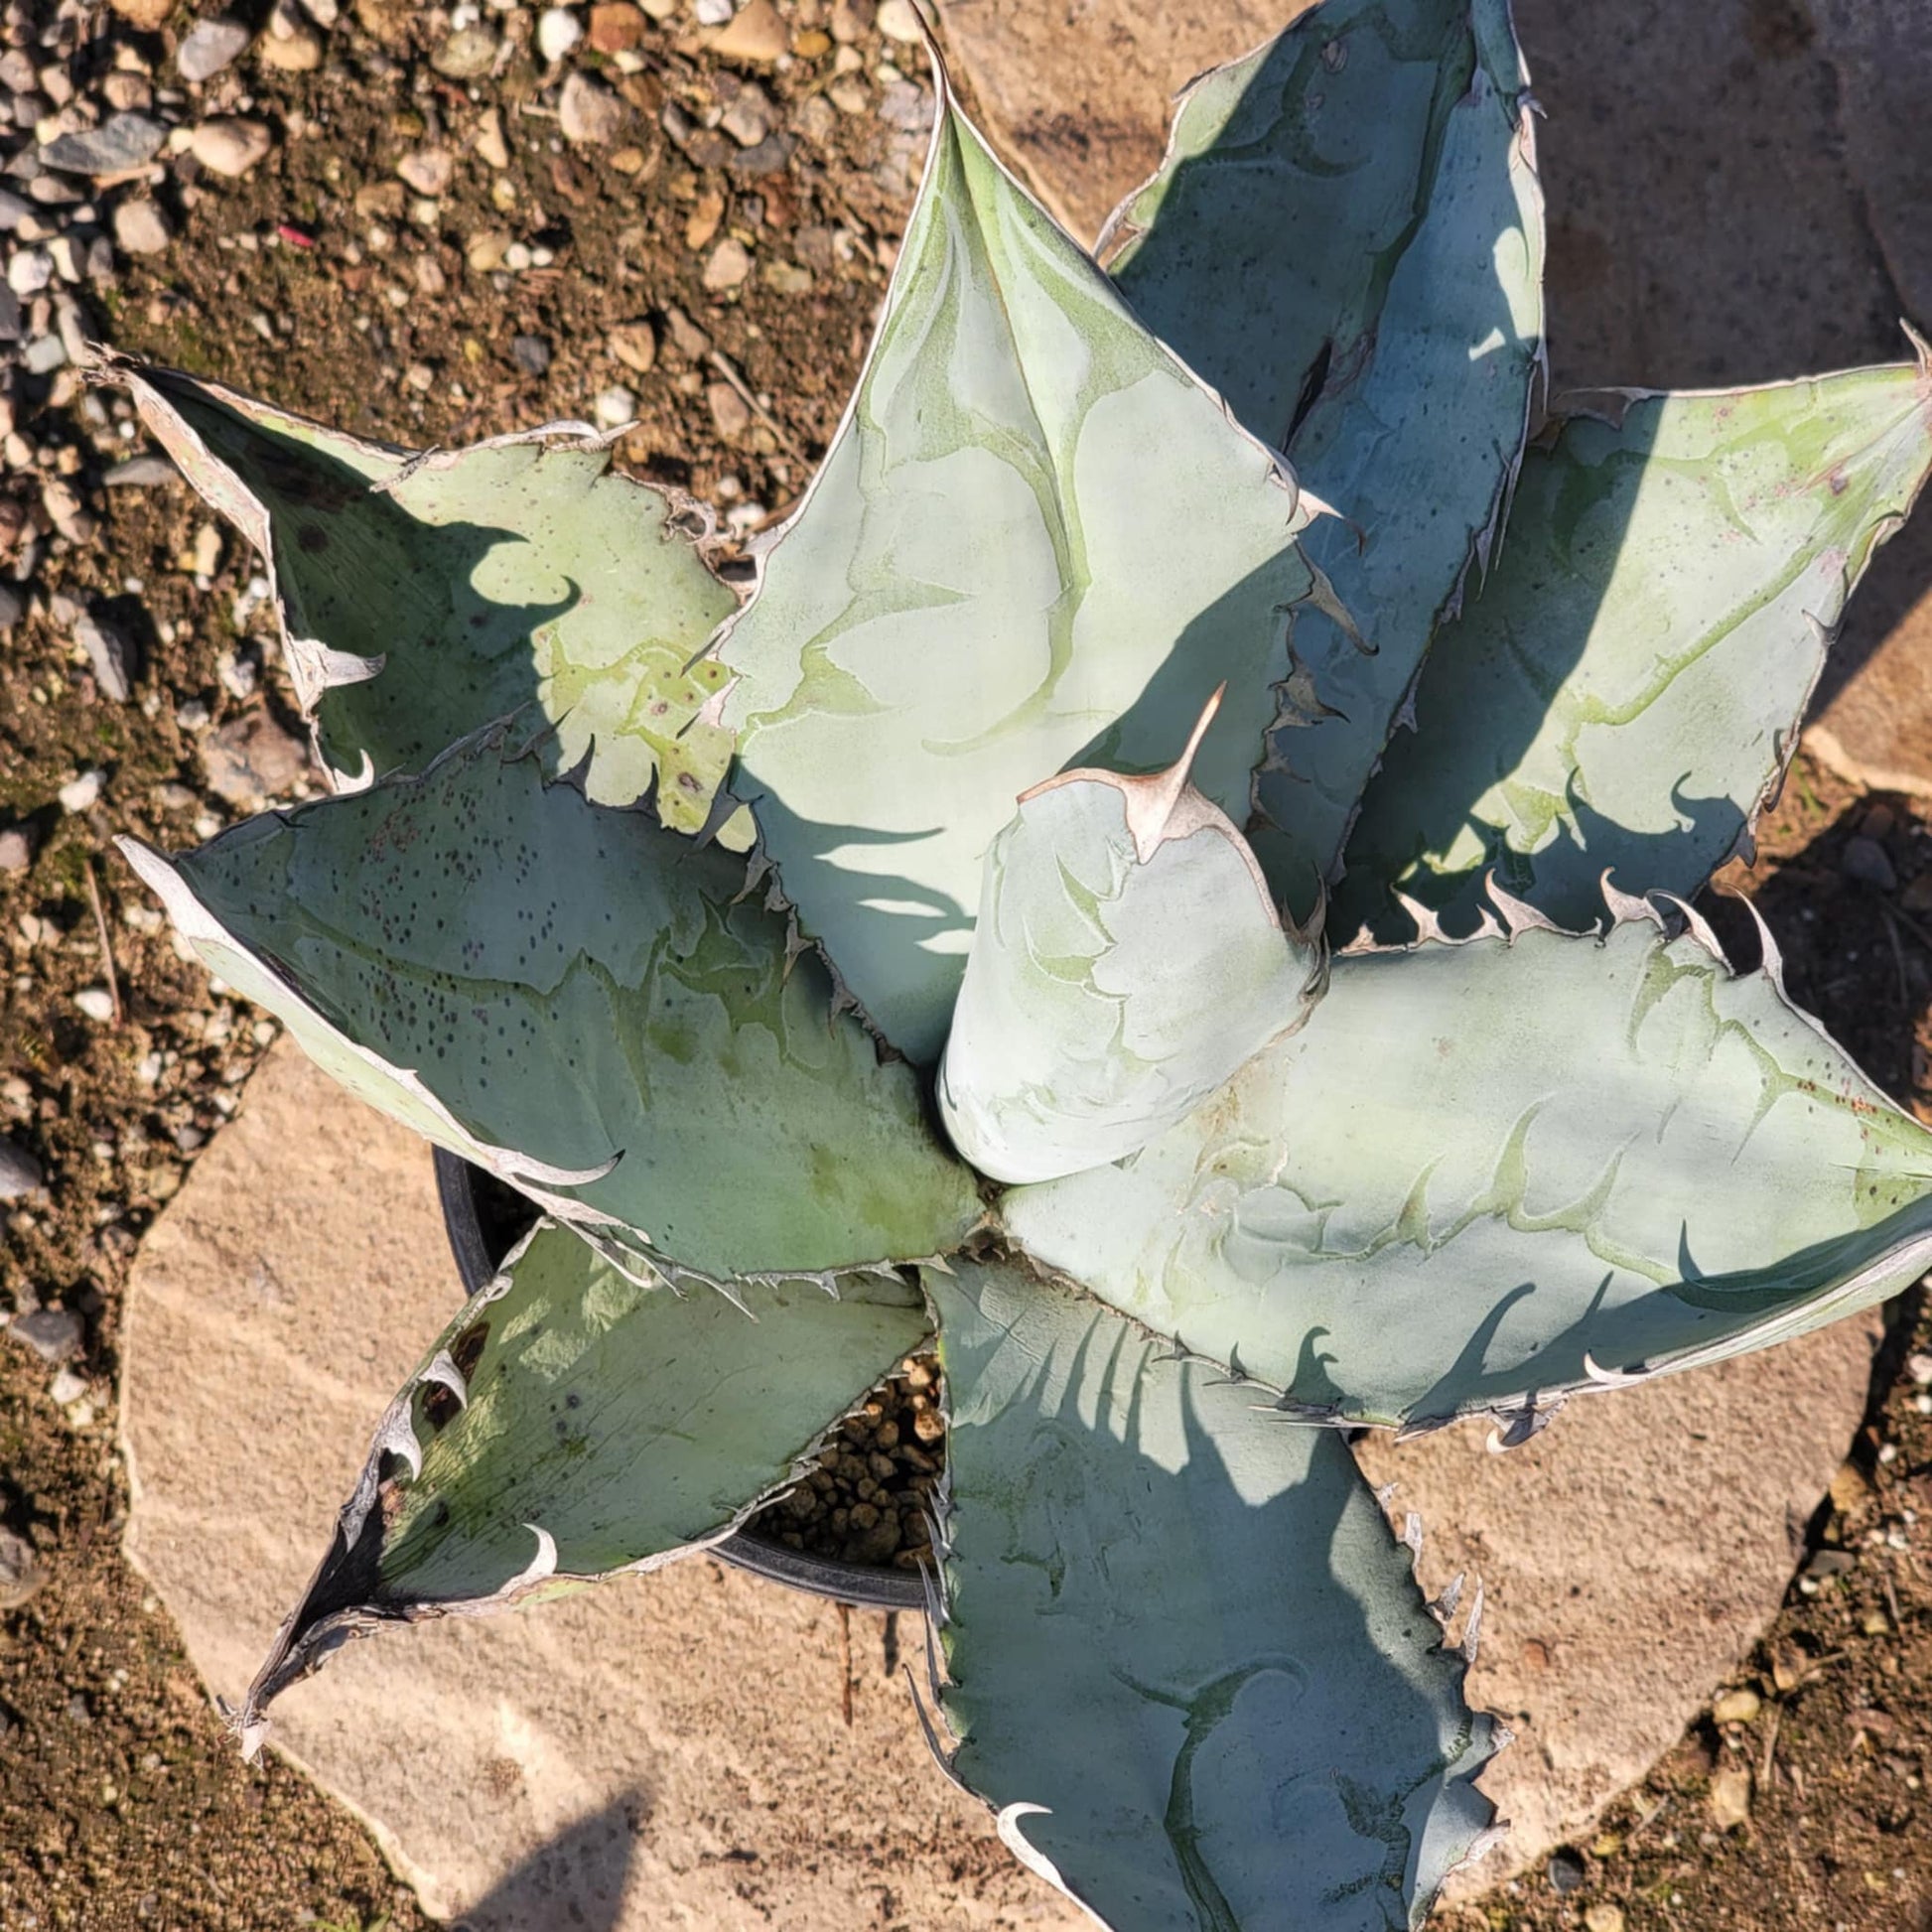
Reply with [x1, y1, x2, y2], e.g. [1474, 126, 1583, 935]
[1337, 363, 1932, 941]
[243, 1220, 929, 1730]
[118, 725, 980, 1286]
[1002, 914, 1932, 1430]
[938, 746, 1318, 1184]
[927, 1256, 1497, 1931]
[1106, 0, 1545, 897]
[719, 78, 1317, 1061]
[122, 363, 745, 835]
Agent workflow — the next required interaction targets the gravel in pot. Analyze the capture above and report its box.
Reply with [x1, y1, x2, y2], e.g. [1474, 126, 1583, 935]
[434, 1150, 937, 1609]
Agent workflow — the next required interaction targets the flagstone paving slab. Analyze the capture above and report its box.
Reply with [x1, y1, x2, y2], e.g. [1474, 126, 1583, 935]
[1357, 1316, 1880, 1892]
[123, 1038, 1883, 1914]
[120, 1038, 1080, 1931]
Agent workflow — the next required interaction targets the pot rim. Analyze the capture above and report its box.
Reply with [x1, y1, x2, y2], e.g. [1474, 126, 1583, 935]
[431, 1150, 928, 1612]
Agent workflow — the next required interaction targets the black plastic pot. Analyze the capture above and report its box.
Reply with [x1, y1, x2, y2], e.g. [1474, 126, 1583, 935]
[432, 1150, 927, 1610]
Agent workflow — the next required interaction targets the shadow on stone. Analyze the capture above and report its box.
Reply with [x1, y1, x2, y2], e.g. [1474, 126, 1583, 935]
[452, 1791, 645, 1932]
[1518, 0, 1932, 715]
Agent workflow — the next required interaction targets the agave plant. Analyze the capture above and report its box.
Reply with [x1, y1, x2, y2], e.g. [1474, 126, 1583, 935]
[110, 0, 1932, 1923]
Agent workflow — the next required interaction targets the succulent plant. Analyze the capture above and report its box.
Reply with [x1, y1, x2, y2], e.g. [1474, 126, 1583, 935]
[110, 0, 1932, 1924]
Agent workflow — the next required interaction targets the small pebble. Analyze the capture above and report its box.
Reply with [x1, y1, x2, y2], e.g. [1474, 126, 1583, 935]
[711, 0, 786, 60]
[50, 1366, 87, 1406]
[104, 455, 177, 486]
[721, 83, 773, 147]
[201, 710, 309, 806]
[1842, 835, 1897, 892]
[75, 612, 137, 702]
[559, 70, 627, 145]
[0, 1138, 44, 1197]
[537, 6, 584, 62]
[694, 0, 733, 21]
[396, 147, 455, 197]
[663, 305, 710, 358]
[1712, 1687, 1761, 1725]
[0, 827, 31, 873]
[1545, 1850, 1585, 1896]
[103, 71, 154, 112]
[0, 1526, 40, 1611]
[29, 176, 85, 210]
[1584, 1908, 1626, 1932]
[177, 16, 253, 83]
[703, 235, 752, 290]
[594, 384, 637, 426]
[113, 198, 172, 254]
[1708, 1766, 1752, 1829]
[607, 318, 656, 374]
[466, 227, 511, 272]
[706, 378, 751, 438]
[588, 2, 648, 52]
[510, 333, 552, 375]
[190, 118, 273, 178]
[59, 768, 103, 813]
[876, 0, 922, 40]
[684, 186, 724, 249]
[473, 107, 510, 169]
[878, 78, 931, 133]
[9, 1307, 81, 1363]
[259, 9, 325, 70]
[8, 247, 51, 295]
[74, 987, 116, 1022]
[40, 112, 167, 176]
[432, 26, 500, 77]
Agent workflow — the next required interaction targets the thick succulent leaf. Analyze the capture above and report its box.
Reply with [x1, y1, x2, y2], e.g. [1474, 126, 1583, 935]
[1105, 0, 1546, 896]
[925, 1256, 1497, 1931]
[121, 363, 743, 835]
[938, 712, 1320, 1184]
[118, 725, 981, 1285]
[719, 68, 1320, 1062]
[241, 1220, 930, 1743]
[1002, 911, 1932, 1430]
[1337, 362, 1932, 941]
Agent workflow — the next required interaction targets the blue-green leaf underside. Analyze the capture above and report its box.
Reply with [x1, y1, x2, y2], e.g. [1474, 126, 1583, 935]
[124, 364, 743, 834]
[939, 760, 1319, 1184]
[1002, 914, 1932, 1428]
[1107, 0, 1546, 902]
[928, 1255, 1497, 1931]
[1336, 362, 1932, 941]
[121, 725, 980, 1286]
[243, 1221, 930, 1730]
[721, 75, 1319, 1062]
